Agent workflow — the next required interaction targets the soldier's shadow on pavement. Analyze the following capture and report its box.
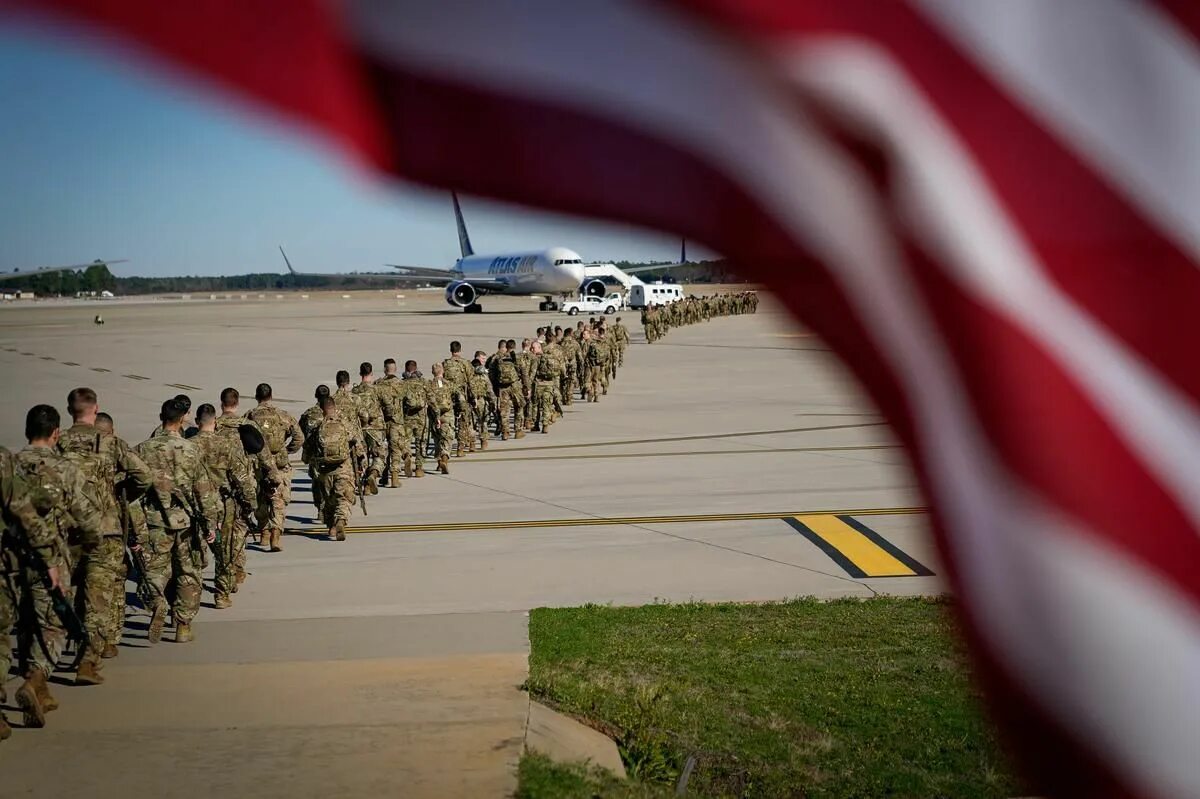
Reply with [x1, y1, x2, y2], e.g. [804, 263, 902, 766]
[286, 514, 317, 525]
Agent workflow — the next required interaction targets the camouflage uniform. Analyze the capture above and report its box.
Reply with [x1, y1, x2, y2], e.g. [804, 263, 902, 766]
[217, 410, 273, 559]
[491, 353, 524, 439]
[373, 375, 408, 483]
[441, 355, 476, 455]
[57, 423, 154, 667]
[242, 404, 301, 551]
[533, 347, 564, 432]
[560, 333, 580, 405]
[0, 446, 62, 732]
[12, 446, 102, 680]
[299, 403, 326, 509]
[192, 431, 257, 602]
[426, 377, 455, 472]
[135, 430, 221, 636]
[302, 413, 355, 534]
[584, 336, 606, 401]
[614, 321, 630, 366]
[400, 374, 429, 476]
[467, 367, 496, 450]
[352, 380, 388, 488]
[333, 386, 368, 465]
[514, 350, 535, 432]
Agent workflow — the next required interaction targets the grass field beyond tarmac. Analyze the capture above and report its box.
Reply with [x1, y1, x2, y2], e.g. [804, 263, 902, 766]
[522, 598, 1024, 798]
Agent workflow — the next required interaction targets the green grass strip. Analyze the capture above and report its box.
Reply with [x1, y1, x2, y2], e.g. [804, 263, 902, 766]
[524, 597, 1023, 798]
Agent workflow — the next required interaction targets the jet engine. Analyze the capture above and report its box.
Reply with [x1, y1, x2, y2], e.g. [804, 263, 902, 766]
[445, 281, 477, 308]
[580, 279, 606, 298]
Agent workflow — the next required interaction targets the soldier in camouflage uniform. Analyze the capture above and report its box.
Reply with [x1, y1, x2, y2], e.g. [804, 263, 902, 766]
[442, 341, 476, 456]
[191, 404, 257, 609]
[352, 362, 387, 494]
[373, 359, 407, 486]
[217, 388, 273, 568]
[57, 387, 154, 681]
[302, 395, 355, 541]
[560, 328, 580, 405]
[468, 355, 496, 451]
[582, 329, 605, 402]
[530, 341, 564, 433]
[0, 444, 62, 740]
[426, 363, 455, 474]
[299, 385, 332, 511]
[244, 384, 301, 553]
[333, 369, 368, 467]
[136, 398, 221, 644]
[614, 317, 630, 367]
[490, 345, 524, 440]
[400, 361, 428, 477]
[12, 405, 103, 725]
[515, 339, 535, 433]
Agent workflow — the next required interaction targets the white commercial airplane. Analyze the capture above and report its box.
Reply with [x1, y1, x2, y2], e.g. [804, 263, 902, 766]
[382, 193, 607, 313]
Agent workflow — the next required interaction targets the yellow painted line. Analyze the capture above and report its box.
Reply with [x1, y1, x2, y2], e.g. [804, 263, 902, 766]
[786, 515, 934, 579]
[303, 506, 926, 535]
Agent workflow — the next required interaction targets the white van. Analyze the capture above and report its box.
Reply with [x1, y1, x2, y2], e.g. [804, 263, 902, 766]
[628, 282, 683, 309]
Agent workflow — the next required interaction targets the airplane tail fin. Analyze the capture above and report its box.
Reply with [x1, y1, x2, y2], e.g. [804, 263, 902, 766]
[452, 192, 475, 258]
[279, 245, 297, 275]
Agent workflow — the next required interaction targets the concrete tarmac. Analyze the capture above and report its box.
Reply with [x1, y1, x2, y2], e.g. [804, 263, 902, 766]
[0, 290, 937, 795]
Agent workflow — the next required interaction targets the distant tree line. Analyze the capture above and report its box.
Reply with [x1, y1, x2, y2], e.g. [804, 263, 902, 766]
[3, 257, 748, 297]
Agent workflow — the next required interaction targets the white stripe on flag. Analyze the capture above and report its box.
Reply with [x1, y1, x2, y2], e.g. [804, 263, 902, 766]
[914, 0, 1200, 261]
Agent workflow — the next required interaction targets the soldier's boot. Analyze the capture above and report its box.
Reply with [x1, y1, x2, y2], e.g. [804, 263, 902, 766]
[480, 435, 488, 451]
[402, 455, 413, 479]
[391, 466, 404, 486]
[30, 668, 58, 713]
[75, 653, 104, 686]
[500, 429, 509, 441]
[366, 473, 379, 495]
[148, 603, 167, 644]
[0, 710, 10, 741]
[335, 521, 347, 542]
[101, 643, 119, 659]
[15, 673, 45, 729]
[454, 443, 464, 458]
[175, 622, 194, 644]
[437, 455, 450, 475]
[236, 570, 247, 586]
[515, 429, 525, 439]
[270, 528, 283, 553]
[214, 593, 232, 610]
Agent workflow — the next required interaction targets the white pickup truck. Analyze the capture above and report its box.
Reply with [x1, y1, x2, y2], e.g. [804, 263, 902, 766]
[562, 295, 621, 316]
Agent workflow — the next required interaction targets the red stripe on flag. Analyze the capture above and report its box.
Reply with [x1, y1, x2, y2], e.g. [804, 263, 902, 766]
[676, 0, 1200, 409]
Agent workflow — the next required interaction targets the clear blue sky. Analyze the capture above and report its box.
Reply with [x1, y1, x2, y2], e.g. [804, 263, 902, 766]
[0, 25, 704, 277]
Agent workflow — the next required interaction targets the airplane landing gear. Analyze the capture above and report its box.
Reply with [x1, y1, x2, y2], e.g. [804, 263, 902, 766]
[538, 298, 560, 312]
[465, 303, 483, 314]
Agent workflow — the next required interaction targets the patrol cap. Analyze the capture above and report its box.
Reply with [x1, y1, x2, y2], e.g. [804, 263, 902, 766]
[238, 422, 266, 455]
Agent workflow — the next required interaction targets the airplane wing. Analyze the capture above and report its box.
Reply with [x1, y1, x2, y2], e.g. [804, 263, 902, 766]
[0, 259, 128, 282]
[616, 262, 686, 276]
[385, 266, 511, 292]
[610, 237, 690, 275]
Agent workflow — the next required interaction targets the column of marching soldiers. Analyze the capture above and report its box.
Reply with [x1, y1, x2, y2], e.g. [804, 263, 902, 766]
[640, 291, 758, 343]
[0, 295, 754, 739]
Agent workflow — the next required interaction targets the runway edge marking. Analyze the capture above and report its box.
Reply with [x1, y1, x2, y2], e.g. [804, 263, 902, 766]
[785, 515, 935, 578]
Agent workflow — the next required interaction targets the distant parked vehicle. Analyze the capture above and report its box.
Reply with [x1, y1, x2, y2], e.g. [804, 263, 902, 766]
[562, 295, 620, 316]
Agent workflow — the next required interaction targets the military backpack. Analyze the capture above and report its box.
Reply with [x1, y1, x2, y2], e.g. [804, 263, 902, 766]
[311, 419, 350, 467]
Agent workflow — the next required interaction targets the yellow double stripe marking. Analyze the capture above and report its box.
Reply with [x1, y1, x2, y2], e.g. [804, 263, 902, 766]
[334, 506, 926, 535]
[786, 515, 933, 578]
